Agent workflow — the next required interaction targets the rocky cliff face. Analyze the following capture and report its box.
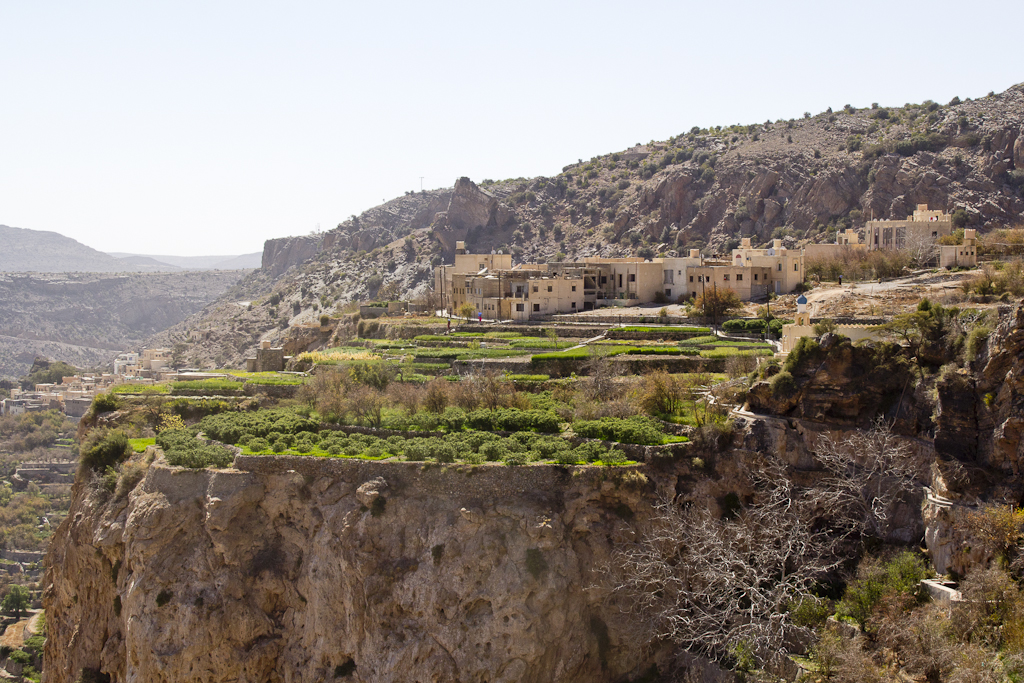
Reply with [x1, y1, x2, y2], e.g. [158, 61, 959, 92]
[262, 235, 324, 277]
[45, 457, 680, 683]
[52, 420, 896, 683]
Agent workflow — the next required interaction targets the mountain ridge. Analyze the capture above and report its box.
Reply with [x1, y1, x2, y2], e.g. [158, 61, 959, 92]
[154, 83, 1024, 368]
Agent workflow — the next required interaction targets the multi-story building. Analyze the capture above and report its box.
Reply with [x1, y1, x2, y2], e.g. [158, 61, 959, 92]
[729, 238, 805, 295]
[434, 241, 806, 320]
[864, 204, 953, 252]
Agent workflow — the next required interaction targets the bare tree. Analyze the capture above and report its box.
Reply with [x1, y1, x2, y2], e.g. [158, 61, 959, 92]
[811, 419, 924, 540]
[613, 421, 924, 668]
[614, 464, 844, 667]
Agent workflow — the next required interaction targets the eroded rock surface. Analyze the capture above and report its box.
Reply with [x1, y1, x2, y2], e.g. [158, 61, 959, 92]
[45, 457, 671, 683]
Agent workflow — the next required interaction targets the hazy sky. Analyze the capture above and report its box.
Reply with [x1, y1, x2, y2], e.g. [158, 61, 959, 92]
[1, 1, 1021, 256]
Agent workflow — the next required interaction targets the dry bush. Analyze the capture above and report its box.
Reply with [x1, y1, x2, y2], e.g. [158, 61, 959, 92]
[300, 368, 351, 422]
[447, 379, 481, 410]
[422, 378, 450, 414]
[957, 503, 1024, 571]
[875, 600, 955, 681]
[952, 567, 1024, 651]
[447, 373, 528, 411]
[806, 249, 913, 282]
[632, 370, 687, 417]
[724, 354, 758, 379]
[964, 262, 1024, 297]
[578, 353, 622, 402]
[346, 385, 387, 428]
[386, 382, 425, 415]
[573, 398, 636, 421]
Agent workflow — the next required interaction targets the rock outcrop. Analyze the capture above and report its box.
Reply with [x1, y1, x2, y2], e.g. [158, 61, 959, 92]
[45, 457, 677, 683]
[261, 235, 324, 277]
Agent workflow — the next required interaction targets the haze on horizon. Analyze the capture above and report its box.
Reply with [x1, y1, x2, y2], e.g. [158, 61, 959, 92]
[1, 0, 1020, 257]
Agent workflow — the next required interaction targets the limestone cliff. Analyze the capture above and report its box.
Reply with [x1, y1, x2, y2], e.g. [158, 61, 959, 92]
[261, 235, 324, 277]
[45, 457, 682, 682]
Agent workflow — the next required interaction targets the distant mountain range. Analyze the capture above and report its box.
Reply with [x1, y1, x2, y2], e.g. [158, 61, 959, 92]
[106, 252, 263, 271]
[0, 224, 260, 272]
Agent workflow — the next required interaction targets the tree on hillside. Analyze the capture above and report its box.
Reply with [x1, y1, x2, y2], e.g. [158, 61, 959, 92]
[613, 421, 924, 669]
[19, 358, 79, 390]
[2, 584, 30, 619]
[692, 287, 743, 323]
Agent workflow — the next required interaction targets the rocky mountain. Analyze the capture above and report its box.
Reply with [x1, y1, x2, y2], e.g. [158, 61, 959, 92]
[0, 271, 248, 380]
[152, 84, 1024, 369]
[0, 225, 134, 273]
[0, 225, 262, 274]
[108, 252, 264, 271]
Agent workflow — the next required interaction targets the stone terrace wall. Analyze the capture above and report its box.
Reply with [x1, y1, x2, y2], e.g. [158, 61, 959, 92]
[232, 455, 642, 502]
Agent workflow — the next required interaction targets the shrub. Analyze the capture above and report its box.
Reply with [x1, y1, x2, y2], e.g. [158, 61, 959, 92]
[247, 437, 270, 453]
[439, 406, 467, 431]
[157, 428, 234, 469]
[91, 393, 119, 413]
[768, 370, 797, 398]
[573, 415, 666, 445]
[81, 429, 131, 472]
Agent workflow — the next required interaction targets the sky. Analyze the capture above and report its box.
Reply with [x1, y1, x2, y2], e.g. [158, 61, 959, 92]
[1, 1, 1021, 257]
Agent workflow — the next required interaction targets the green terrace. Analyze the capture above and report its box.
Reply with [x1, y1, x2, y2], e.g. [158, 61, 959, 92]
[151, 407, 695, 468]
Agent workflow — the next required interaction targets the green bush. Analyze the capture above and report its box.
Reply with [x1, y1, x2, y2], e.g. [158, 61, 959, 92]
[92, 393, 119, 413]
[157, 428, 234, 469]
[836, 552, 928, 630]
[573, 416, 667, 445]
[81, 429, 131, 472]
[768, 370, 797, 398]
[439, 407, 467, 431]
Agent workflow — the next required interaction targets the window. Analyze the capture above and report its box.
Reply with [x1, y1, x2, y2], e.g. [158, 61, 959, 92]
[533, 304, 540, 312]
[665, 289, 672, 296]
[571, 302, 577, 309]
[932, 231, 938, 237]
[533, 286, 538, 293]
[547, 285, 552, 292]
[794, 263, 798, 271]
[723, 274, 730, 281]
[600, 276, 607, 284]
[618, 274, 622, 287]
[736, 274, 743, 281]
[754, 274, 758, 281]
[689, 275, 694, 282]
[778, 264, 782, 271]
[571, 285, 576, 292]
[479, 263, 485, 270]
[629, 273, 636, 282]
[516, 303, 524, 312]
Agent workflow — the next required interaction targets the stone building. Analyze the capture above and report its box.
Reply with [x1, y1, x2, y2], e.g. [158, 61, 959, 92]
[864, 204, 953, 252]
[434, 240, 806, 320]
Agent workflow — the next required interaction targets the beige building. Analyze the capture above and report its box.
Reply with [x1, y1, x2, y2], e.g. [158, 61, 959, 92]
[804, 229, 868, 261]
[781, 294, 882, 353]
[435, 242, 806, 320]
[938, 229, 978, 269]
[865, 204, 952, 252]
[729, 238, 805, 295]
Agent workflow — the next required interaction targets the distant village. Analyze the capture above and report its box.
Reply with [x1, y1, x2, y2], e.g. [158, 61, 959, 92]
[1, 205, 980, 420]
[0, 349, 174, 418]
[434, 205, 976, 319]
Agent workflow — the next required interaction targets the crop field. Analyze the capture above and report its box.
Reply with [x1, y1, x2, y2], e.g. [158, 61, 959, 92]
[97, 321, 758, 470]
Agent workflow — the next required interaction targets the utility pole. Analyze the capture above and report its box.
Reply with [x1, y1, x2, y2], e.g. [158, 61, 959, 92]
[420, 177, 425, 191]
[712, 281, 718, 331]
